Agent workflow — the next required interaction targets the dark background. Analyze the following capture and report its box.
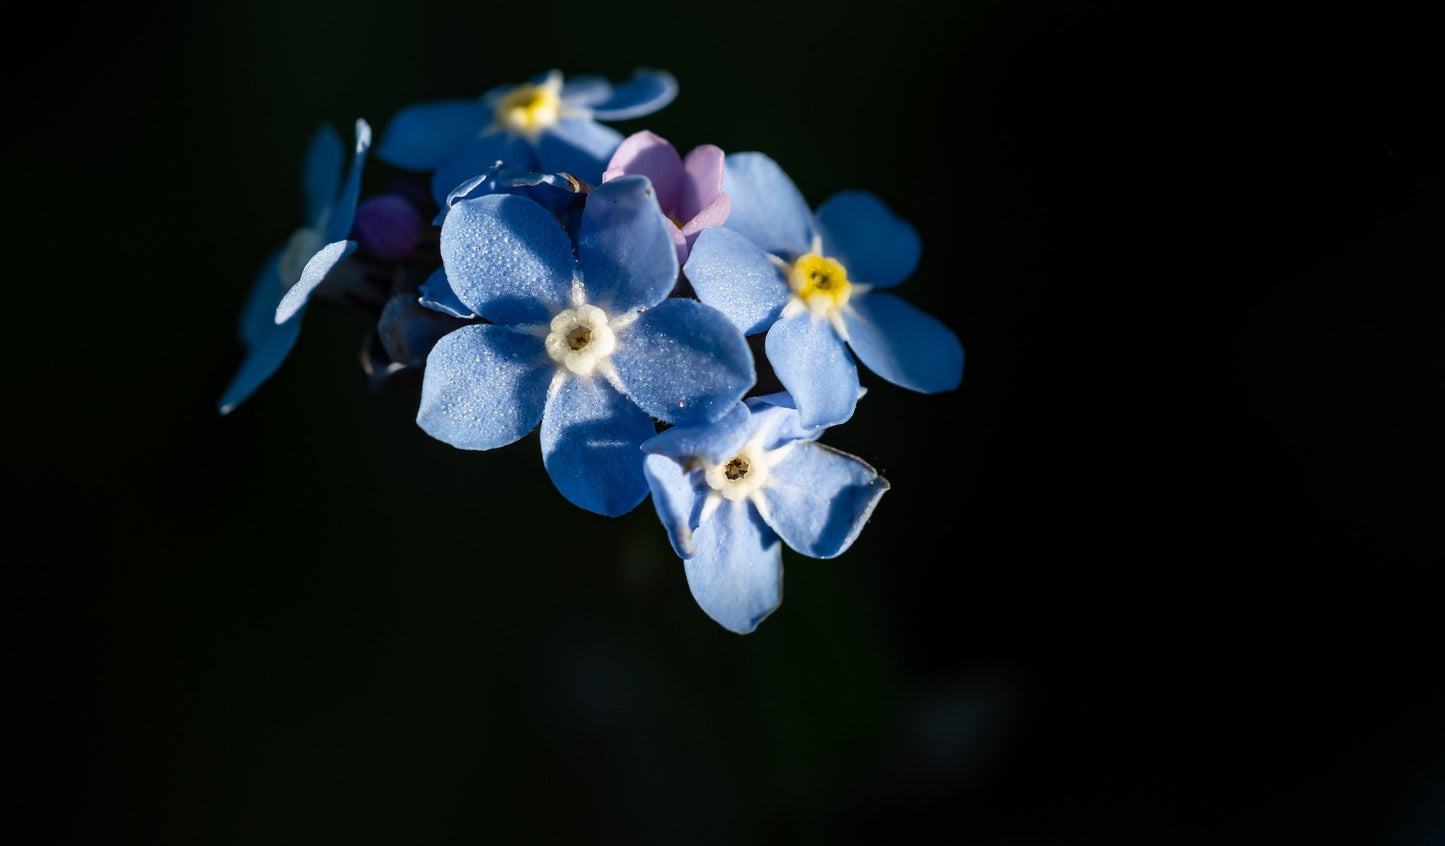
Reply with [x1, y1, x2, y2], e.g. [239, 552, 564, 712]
[12, 2, 1443, 843]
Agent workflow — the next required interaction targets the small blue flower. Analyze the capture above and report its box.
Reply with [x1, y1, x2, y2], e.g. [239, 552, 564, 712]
[642, 393, 889, 634]
[219, 119, 371, 415]
[682, 152, 964, 429]
[417, 174, 755, 517]
[375, 69, 678, 206]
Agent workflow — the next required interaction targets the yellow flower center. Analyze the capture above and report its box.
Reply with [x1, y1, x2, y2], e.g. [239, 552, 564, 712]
[494, 82, 561, 136]
[788, 253, 852, 311]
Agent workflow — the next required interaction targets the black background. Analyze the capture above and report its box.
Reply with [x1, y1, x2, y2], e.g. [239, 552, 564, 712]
[12, 2, 1443, 843]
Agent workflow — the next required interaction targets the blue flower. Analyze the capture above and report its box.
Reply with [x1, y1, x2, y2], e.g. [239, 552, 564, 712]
[682, 152, 965, 429]
[416, 174, 755, 517]
[219, 119, 371, 415]
[375, 69, 678, 206]
[642, 393, 889, 634]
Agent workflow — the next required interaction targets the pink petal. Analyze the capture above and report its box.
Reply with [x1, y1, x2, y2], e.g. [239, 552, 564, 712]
[601, 130, 683, 215]
[678, 191, 730, 261]
[678, 144, 725, 221]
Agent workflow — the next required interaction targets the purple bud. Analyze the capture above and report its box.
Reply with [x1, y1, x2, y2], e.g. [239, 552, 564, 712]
[352, 194, 424, 261]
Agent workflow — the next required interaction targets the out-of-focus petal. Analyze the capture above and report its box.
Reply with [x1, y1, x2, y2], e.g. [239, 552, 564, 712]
[375, 99, 489, 171]
[586, 70, 678, 121]
[440, 193, 575, 325]
[722, 152, 814, 259]
[536, 119, 623, 185]
[323, 119, 371, 244]
[576, 175, 678, 313]
[683, 227, 789, 335]
[540, 374, 656, 517]
[842, 292, 964, 393]
[237, 249, 284, 348]
[302, 123, 343, 226]
[217, 317, 302, 415]
[756, 442, 888, 558]
[612, 299, 754, 427]
[416, 325, 551, 450]
[685, 500, 783, 634]
[560, 75, 612, 107]
[765, 313, 860, 429]
[814, 190, 921, 289]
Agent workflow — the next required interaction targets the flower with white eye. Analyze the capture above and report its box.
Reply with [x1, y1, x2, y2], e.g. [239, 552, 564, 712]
[642, 393, 888, 634]
[416, 175, 755, 518]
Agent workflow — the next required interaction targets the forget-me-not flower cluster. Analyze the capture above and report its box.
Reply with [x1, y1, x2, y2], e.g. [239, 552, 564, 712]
[219, 69, 965, 633]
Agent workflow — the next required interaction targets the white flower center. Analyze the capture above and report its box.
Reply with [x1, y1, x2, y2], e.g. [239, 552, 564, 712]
[704, 447, 772, 502]
[545, 304, 617, 376]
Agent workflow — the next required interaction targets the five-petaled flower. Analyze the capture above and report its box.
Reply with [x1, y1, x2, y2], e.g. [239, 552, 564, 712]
[683, 152, 964, 429]
[416, 175, 755, 517]
[219, 118, 371, 415]
[375, 69, 677, 206]
[642, 393, 888, 633]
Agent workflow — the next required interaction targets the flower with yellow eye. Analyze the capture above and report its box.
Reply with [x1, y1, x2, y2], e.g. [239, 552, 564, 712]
[683, 152, 964, 429]
[642, 393, 887, 634]
[374, 69, 677, 206]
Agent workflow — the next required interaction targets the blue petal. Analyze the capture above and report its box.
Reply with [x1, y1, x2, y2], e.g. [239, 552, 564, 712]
[765, 313, 860, 429]
[722, 152, 815, 259]
[559, 75, 612, 107]
[643, 453, 705, 559]
[756, 442, 888, 559]
[577, 175, 678, 312]
[740, 397, 823, 451]
[323, 119, 371, 245]
[683, 227, 790, 335]
[375, 99, 489, 171]
[535, 118, 623, 185]
[274, 240, 355, 324]
[612, 299, 755, 426]
[378, 293, 471, 367]
[585, 70, 678, 120]
[417, 266, 476, 319]
[439, 193, 576, 325]
[217, 315, 301, 415]
[416, 325, 552, 450]
[814, 190, 921, 289]
[302, 123, 343, 227]
[685, 499, 783, 634]
[842, 292, 964, 393]
[541, 375, 656, 516]
[431, 133, 536, 207]
[237, 249, 284, 348]
[641, 402, 753, 467]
